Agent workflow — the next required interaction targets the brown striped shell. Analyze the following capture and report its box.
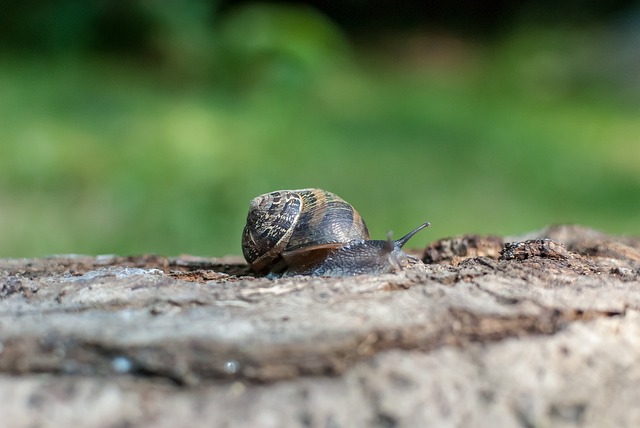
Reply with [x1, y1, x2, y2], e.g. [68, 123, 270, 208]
[241, 189, 370, 274]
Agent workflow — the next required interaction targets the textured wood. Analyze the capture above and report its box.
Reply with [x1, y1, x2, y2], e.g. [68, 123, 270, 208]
[1, 225, 639, 427]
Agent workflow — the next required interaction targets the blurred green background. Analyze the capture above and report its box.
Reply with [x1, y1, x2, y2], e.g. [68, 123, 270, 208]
[1, 0, 639, 258]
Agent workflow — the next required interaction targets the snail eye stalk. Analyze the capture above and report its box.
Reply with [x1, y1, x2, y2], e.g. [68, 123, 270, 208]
[395, 221, 431, 248]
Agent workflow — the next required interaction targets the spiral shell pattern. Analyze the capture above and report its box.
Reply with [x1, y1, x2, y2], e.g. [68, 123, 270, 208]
[242, 189, 370, 274]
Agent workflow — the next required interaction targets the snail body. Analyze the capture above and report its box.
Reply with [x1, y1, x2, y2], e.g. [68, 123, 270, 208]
[241, 188, 430, 277]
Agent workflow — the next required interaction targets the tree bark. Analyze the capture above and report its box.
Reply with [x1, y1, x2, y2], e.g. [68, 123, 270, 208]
[1, 225, 639, 427]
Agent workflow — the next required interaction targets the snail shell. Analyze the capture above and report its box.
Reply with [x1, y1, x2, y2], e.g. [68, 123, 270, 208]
[242, 189, 369, 274]
[241, 188, 429, 276]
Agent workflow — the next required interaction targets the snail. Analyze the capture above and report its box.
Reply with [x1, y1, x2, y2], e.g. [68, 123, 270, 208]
[241, 188, 430, 277]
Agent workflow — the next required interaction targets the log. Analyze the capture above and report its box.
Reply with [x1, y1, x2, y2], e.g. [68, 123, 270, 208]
[1, 225, 639, 427]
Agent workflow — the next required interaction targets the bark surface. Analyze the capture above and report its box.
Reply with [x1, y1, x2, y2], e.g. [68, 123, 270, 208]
[1, 225, 639, 427]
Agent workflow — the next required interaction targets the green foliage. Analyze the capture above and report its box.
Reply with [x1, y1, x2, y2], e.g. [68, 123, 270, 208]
[216, 3, 348, 87]
[0, 8, 638, 257]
